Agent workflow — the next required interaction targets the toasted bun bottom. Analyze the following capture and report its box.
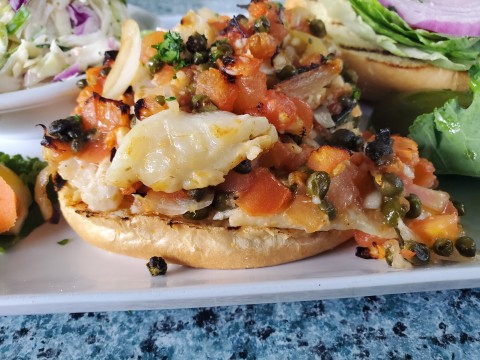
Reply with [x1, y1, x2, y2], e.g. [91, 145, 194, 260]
[59, 189, 353, 269]
[339, 47, 470, 100]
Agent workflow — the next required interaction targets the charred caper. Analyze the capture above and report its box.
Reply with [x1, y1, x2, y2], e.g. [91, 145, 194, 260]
[377, 173, 404, 197]
[277, 65, 297, 80]
[146, 256, 167, 276]
[147, 54, 164, 75]
[319, 199, 336, 220]
[212, 192, 235, 211]
[192, 94, 218, 113]
[405, 193, 422, 219]
[76, 78, 87, 89]
[233, 159, 252, 174]
[309, 18, 327, 38]
[100, 66, 111, 77]
[306, 171, 330, 199]
[254, 16, 270, 33]
[186, 32, 208, 53]
[329, 129, 363, 151]
[403, 241, 430, 265]
[455, 236, 477, 257]
[432, 238, 454, 257]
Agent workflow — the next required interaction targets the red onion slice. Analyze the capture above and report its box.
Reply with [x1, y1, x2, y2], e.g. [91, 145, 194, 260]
[378, 0, 480, 37]
[53, 63, 81, 82]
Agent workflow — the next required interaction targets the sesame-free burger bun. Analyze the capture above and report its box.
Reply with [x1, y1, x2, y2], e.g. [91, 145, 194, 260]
[59, 188, 354, 269]
[339, 47, 470, 100]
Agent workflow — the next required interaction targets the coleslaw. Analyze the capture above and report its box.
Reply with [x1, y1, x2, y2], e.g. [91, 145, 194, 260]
[0, 0, 128, 92]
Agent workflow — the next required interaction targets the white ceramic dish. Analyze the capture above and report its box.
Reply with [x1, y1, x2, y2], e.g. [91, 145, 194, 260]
[0, 5, 162, 140]
[0, 139, 479, 316]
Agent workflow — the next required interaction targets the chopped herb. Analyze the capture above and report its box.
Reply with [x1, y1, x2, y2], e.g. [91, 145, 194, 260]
[165, 96, 176, 101]
[153, 31, 189, 70]
[57, 239, 70, 246]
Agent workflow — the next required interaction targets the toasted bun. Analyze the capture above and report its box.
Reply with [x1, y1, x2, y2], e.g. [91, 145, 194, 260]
[59, 188, 353, 269]
[339, 47, 470, 100]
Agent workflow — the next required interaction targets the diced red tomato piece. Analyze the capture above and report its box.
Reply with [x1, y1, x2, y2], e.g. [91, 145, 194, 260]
[413, 158, 437, 189]
[259, 142, 313, 173]
[234, 73, 267, 113]
[141, 31, 165, 65]
[216, 170, 253, 194]
[307, 145, 351, 176]
[392, 135, 419, 167]
[235, 167, 293, 216]
[247, 33, 278, 60]
[153, 65, 176, 86]
[325, 162, 361, 211]
[291, 97, 313, 134]
[196, 68, 238, 112]
[408, 214, 459, 246]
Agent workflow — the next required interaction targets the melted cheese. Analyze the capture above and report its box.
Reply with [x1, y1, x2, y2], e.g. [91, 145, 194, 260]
[107, 108, 278, 193]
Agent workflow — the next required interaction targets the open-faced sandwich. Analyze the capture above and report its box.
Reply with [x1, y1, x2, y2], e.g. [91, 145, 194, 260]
[40, 0, 476, 269]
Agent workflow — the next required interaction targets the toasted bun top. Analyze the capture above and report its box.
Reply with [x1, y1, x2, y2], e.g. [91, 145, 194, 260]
[59, 188, 353, 269]
[285, 0, 471, 100]
[339, 47, 470, 100]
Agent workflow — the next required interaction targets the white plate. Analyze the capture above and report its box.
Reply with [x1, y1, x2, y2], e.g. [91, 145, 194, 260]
[0, 5, 162, 140]
[0, 137, 479, 315]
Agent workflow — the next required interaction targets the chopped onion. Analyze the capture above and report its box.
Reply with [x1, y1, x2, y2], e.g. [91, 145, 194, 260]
[102, 19, 141, 100]
[379, 0, 480, 37]
[313, 106, 335, 128]
[9, 0, 27, 11]
[67, 2, 101, 36]
[52, 63, 81, 82]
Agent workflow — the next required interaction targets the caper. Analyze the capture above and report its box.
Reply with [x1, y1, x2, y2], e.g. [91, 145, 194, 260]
[277, 65, 297, 81]
[309, 18, 327, 38]
[329, 129, 363, 151]
[183, 207, 210, 220]
[209, 41, 233, 61]
[146, 256, 167, 276]
[319, 199, 336, 220]
[306, 171, 330, 200]
[233, 159, 252, 174]
[381, 197, 404, 227]
[455, 236, 477, 257]
[212, 192, 234, 211]
[404, 241, 430, 265]
[187, 188, 209, 202]
[385, 248, 394, 266]
[192, 94, 218, 113]
[76, 78, 88, 89]
[377, 173, 404, 197]
[432, 238, 454, 257]
[147, 54, 164, 75]
[155, 95, 166, 105]
[192, 51, 208, 65]
[186, 32, 208, 53]
[100, 66, 111, 77]
[452, 199, 466, 216]
[254, 16, 270, 33]
[405, 193, 422, 219]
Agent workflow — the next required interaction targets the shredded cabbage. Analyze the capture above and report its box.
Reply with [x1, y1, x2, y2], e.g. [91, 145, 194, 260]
[0, 0, 128, 92]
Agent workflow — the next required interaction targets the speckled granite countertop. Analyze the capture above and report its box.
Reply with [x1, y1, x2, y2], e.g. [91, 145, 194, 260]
[1, 0, 480, 358]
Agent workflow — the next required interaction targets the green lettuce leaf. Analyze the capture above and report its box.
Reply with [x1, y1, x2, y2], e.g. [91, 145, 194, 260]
[348, 0, 480, 71]
[408, 63, 480, 177]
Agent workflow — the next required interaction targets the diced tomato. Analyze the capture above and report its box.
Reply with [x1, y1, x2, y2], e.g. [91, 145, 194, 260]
[85, 66, 106, 94]
[218, 56, 262, 77]
[234, 73, 267, 113]
[268, 22, 288, 42]
[259, 141, 313, 173]
[0, 176, 17, 233]
[134, 95, 169, 120]
[248, 1, 270, 18]
[247, 33, 278, 60]
[291, 97, 313, 134]
[307, 145, 351, 176]
[235, 167, 293, 216]
[325, 162, 361, 211]
[354, 230, 389, 247]
[413, 158, 437, 189]
[141, 31, 165, 65]
[81, 93, 131, 132]
[408, 214, 459, 246]
[76, 138, 111, 164]
[196, 68, 238, 112]
[153, 65, 176, 87]
[392, 135, 419, 167]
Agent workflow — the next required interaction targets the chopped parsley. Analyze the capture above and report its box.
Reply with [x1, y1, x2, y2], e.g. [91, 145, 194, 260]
[57, 239, 70, 246]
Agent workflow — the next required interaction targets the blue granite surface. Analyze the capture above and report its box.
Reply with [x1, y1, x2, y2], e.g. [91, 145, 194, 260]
[1, 289, 479, 358]
[1, 0, 479, 358]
